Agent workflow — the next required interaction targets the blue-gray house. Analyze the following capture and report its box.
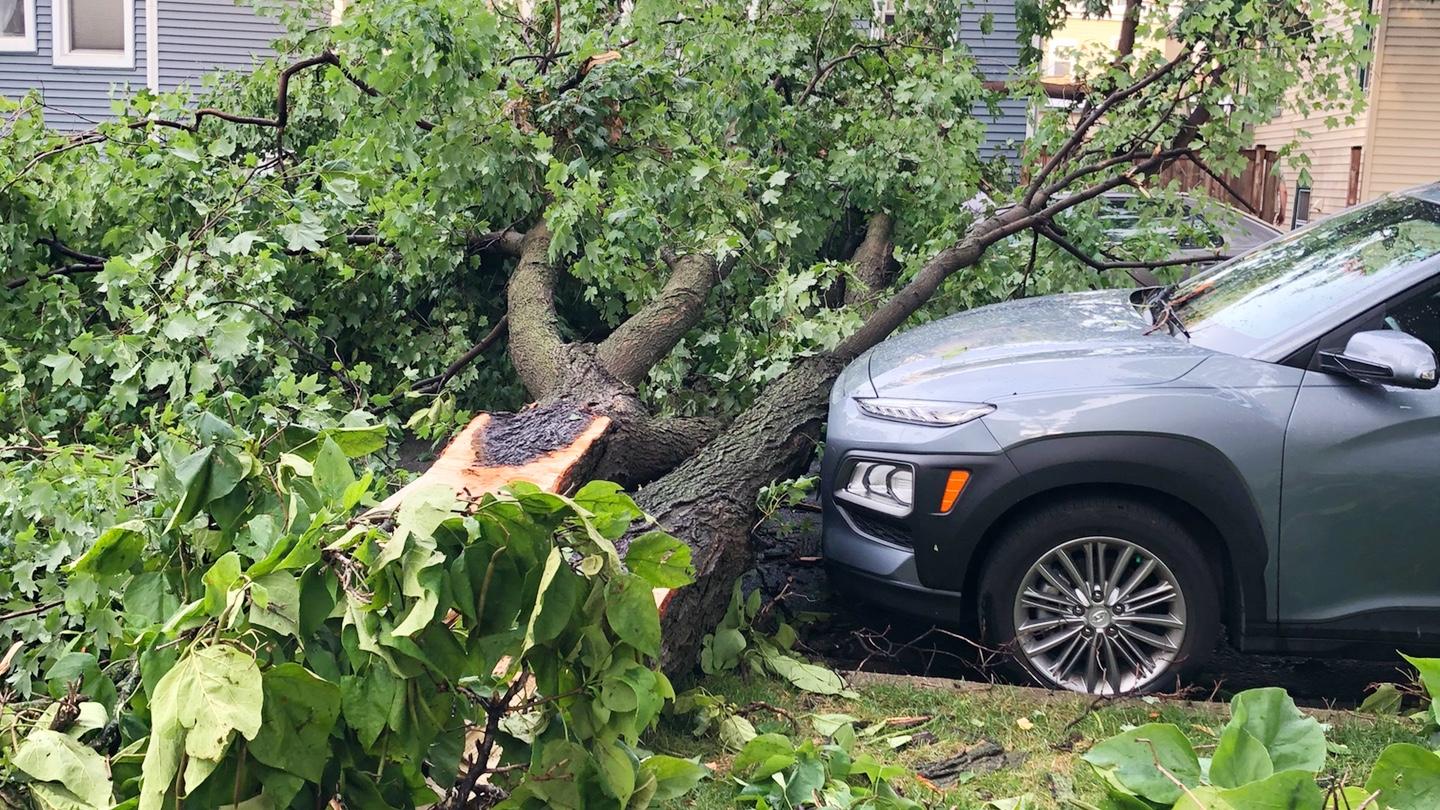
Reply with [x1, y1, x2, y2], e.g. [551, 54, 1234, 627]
[957, 0, 1026, 161]
[0, 0, 288, 130]
[873, 0, 1028, 161]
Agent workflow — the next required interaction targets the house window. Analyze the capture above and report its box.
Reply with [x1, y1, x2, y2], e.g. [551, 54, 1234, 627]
[1044, 40, 1076, 79]
[52, 0, 134, 68]
[0, 0, 36, 52]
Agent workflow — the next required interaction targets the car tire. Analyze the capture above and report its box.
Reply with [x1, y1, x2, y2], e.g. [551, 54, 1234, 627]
[977, 496, 1220, 695]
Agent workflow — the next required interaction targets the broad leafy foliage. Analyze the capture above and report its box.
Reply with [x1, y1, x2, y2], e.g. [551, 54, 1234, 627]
[0, 411, 702, 808]
[1084, 679, 1440, 810]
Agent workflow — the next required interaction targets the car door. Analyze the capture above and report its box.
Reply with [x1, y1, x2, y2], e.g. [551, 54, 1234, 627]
[1279, 281, 1440, 639]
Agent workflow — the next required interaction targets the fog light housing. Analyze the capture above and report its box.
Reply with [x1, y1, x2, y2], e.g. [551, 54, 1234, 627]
[838, 460, 915, 516]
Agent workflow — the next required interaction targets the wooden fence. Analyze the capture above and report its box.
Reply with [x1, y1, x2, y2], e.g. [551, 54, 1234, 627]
[1155, 145, 1281, 223]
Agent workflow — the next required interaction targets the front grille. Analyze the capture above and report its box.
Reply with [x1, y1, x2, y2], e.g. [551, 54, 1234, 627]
[845, 507, 914, 547]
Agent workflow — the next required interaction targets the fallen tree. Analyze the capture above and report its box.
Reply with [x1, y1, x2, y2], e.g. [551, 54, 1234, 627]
[0, 0, 1372, 681]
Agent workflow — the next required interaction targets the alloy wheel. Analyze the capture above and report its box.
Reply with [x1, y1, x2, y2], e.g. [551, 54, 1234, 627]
[1011, 536, 1187, 695]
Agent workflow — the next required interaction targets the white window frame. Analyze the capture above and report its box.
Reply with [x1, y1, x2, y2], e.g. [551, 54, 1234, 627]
[0, 0, 37, 52]
[52, 0, 135, 69]
[1044, 39, 1077, 79]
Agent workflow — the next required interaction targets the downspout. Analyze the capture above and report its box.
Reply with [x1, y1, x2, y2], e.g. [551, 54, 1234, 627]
[145, 0, 159, 92]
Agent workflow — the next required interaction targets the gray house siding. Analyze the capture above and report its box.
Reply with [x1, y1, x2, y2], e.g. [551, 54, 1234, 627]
[0, 0, 281, 131]
[958, 0, 1028, 162]
[157, 0, 281, 92]
[0, 0, 149, 129]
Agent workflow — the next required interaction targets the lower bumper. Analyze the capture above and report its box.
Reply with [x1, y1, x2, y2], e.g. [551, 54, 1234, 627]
[826, 560, 968, 625]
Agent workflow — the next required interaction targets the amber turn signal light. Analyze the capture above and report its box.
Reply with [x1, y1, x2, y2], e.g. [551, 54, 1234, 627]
[939, 470, 971, 512]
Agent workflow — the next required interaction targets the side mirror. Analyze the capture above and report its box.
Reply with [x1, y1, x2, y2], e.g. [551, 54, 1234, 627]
[1319, 330, 1438, 390]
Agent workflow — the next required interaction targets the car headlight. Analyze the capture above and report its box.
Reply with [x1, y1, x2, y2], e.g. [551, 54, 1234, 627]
[841, 461, 914, 513]
[855, 398, 994, 427]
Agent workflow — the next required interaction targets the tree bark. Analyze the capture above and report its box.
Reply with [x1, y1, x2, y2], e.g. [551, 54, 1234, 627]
[842, 213, 895, 307]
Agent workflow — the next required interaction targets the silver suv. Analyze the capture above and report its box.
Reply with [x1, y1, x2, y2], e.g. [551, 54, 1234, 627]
[822, 186, 1440, 695]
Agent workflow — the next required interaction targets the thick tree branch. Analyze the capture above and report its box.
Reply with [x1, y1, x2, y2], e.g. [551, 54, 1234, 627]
[505, 224, 568, 397]
[843, 212, 895, 307]
[1116, 0, 1142, 61]
[596, 250, 721, 387]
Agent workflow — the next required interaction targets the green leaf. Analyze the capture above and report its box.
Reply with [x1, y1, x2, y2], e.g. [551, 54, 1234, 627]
[40, 352, 83, 387]
[139, 645, 263, 810]
[733, 733, 795, 777]
[606, 573, 661, 657]
[760, 649, 847, 695]
[573, 480, 643, 540]
[249, 664, 342, 782]
[12, 729, 113, 809]
[1173, 770, 1324, 810]
[1210, 726, 1274, 789]
[1364, 743, 1440, 809]
[1081, 722, 1201, 805]
[249, 572, 300, 637]
[523, 546, 584, 650]
[165, 446, 247, 532]
[323, 425, 388, 457]
[719, 714, 757, 751]
[202, 551, 243, 617]
[311, 437, 355, 502]
[641, 755, 710, 802]
[67, 519, 147, 576]
[596, 739, 637, 804]
[1223, 688, 1326, 774]
[1358, 682, 1404, 715]
[624, 531, 695, 588]
[701, 627, 746, 674]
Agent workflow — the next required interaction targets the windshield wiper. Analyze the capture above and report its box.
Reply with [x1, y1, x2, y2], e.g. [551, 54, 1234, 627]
[1144, 283, 1190, 338]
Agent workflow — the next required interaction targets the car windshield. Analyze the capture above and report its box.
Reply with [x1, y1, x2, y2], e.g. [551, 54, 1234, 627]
[1173, 194, 1440, 355]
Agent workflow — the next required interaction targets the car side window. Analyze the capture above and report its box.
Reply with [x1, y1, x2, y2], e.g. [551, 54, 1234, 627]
[1384, 288, 1440, 356]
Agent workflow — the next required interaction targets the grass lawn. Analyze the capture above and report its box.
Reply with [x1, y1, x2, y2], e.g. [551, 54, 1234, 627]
[646, 670, 1423, 809]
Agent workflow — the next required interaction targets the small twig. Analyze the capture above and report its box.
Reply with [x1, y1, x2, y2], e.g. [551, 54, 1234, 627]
[414, 315, 510, 394]
[0, 600, 63, 623]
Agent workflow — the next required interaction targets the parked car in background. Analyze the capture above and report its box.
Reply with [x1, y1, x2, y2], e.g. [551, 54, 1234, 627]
[1096, 192, 1282, 280]
[823, 185, 1440, 695]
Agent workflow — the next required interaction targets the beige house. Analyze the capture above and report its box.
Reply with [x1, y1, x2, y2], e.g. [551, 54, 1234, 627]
[1255, 0, 1440, 226]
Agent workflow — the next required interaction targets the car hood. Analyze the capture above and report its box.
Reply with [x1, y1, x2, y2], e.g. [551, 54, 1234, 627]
[867, 289, 1214, 401]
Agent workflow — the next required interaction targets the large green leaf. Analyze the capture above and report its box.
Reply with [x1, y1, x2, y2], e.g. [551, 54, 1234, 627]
[523, 547, 584, 651]
[1223, 688, 1326, 774]
[249, 663, 342, 782]
[1173, 770, 1323, 810]
[1402, 654, 1440, 724]
[249, 571, 300, 637]
[624, 531, 695, 588]
[1081, 722, 1201, 805]
[11, 729, 113, 809]
[139, 644, 263, 810]
[1210, 725, 1274, 789]
[641, 755, 711, 802]
[733, 733, 796, 777]
[605, 573, 662, 657]
[1364, 743, 1440, 809]
[66, 519, 147, 576]
[759, 649, 847, 695]
[165, 446, 248, 532]
[311, 436, 356, 502]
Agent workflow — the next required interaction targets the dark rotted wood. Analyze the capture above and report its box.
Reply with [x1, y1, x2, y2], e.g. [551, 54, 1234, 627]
[479, 400, 598, 467]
